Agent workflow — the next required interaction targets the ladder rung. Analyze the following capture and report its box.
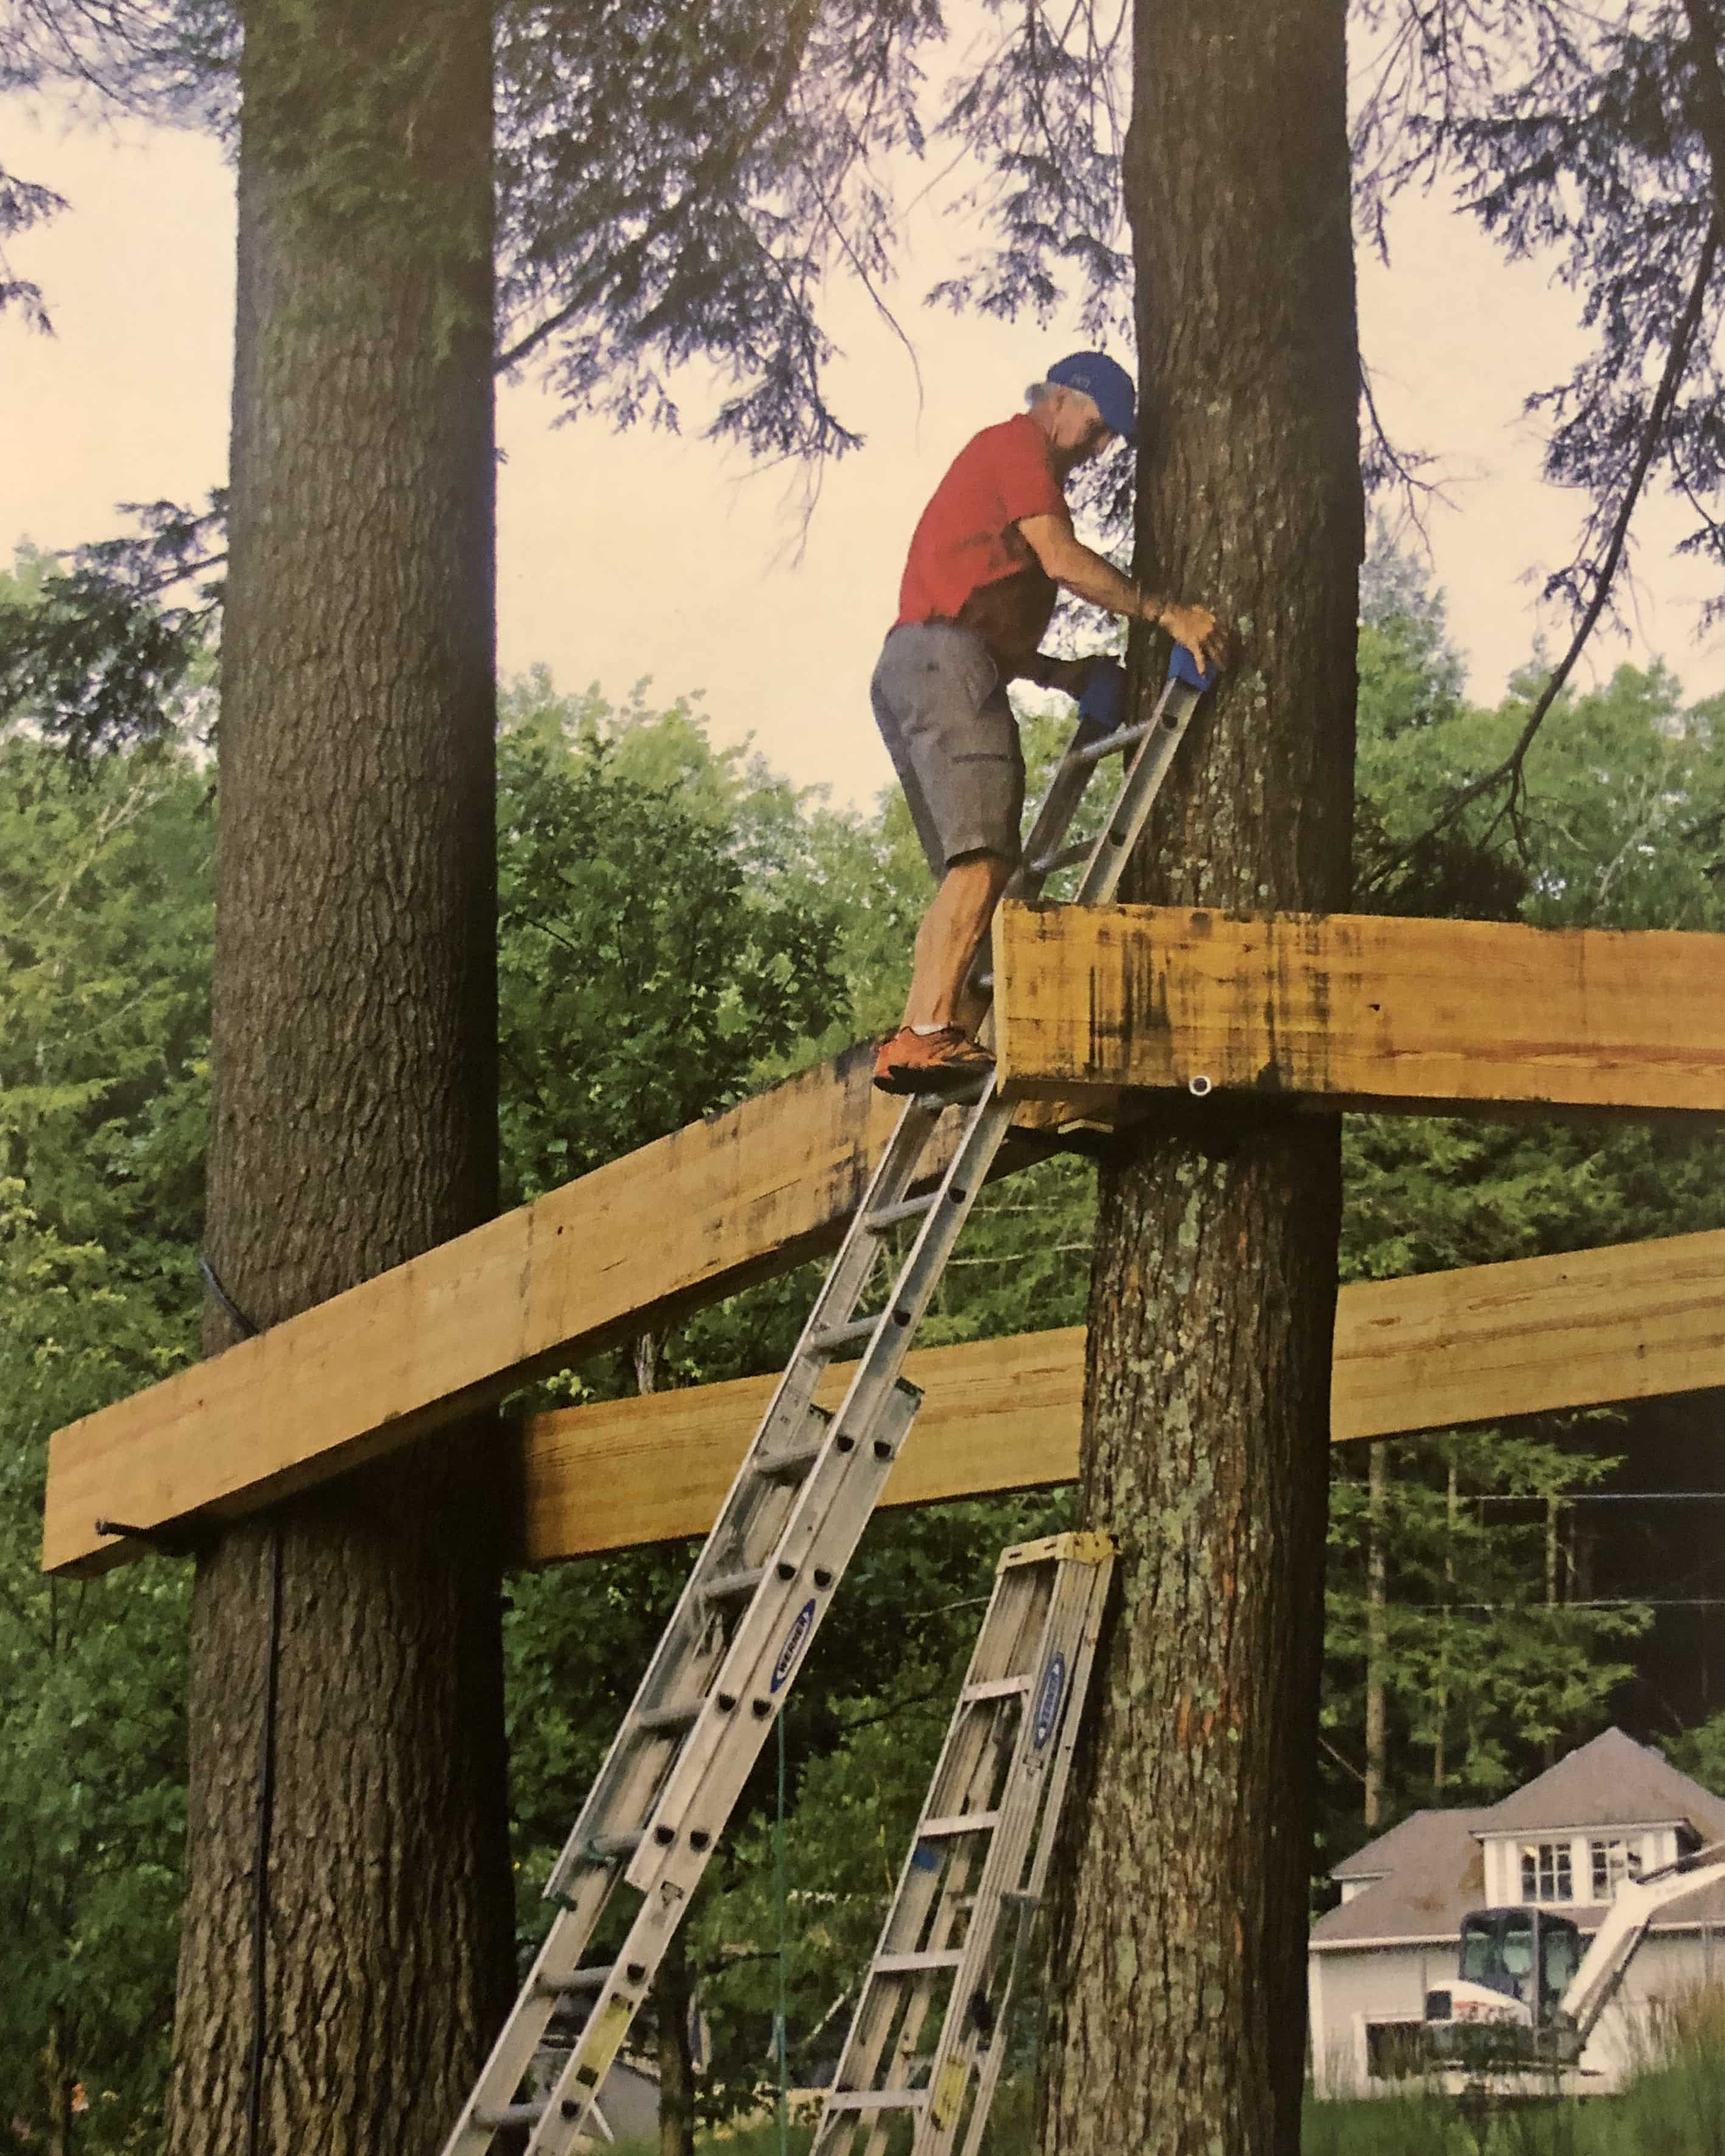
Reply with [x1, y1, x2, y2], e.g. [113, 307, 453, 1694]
[873, 1950, 964, 1975]
[961, 1676, 1033, 1703]
[863, 1194, 938, 1233]
[475, 2102, 545, 2130]
[810, 1315, 881, 1354]
[702, 1566, 766, 1602]
[1069, 717, 1153, 766]
[919, 1812, 1000, 1838]
[1028, 840, 1091, 875]
[824, 2092, 929, 2115]
[635, 1702, 701, 1734]
[753, 1440, 824, 1483]
[583, 1829, 643, 1862]
[534, 1964, 613, 1998]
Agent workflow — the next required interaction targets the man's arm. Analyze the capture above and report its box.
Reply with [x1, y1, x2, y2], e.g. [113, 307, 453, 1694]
[1017, 512, 1228, 673]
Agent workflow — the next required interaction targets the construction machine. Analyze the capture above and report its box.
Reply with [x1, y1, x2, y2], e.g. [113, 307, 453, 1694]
[1423, 1841, 1725, 2088]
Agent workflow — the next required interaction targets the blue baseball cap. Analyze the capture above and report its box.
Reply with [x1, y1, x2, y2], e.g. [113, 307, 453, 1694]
[1045, 351, 1136, 442]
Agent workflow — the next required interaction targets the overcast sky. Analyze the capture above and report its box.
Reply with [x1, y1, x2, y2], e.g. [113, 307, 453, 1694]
[5, 98, 1723, 813]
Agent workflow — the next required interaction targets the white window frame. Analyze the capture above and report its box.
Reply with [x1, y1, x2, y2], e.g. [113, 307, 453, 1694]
[1519, 1839, 1575, 1904]
[1589, 1837, 1633, 1902]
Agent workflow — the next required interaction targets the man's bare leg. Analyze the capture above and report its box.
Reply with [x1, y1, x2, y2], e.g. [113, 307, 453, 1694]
[902, 851, 1014, 1034]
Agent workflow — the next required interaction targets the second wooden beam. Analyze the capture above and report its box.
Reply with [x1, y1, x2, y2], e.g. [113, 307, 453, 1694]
[515, 1225, 1725, 1563]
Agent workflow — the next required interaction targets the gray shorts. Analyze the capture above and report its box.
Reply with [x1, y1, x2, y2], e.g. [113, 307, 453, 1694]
[871, 623, 1025, 875]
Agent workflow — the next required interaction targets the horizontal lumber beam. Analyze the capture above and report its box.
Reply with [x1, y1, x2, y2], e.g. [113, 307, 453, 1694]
[992, 904, 1725, 1118]
[512, 1226, 1725, 1563]
[44, 1047, 1093, 1578]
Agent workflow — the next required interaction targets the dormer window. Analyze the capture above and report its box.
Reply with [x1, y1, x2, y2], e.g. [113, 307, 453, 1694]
[1520, 1840, 1573, 1904]
[1590, 1839, 1634, 1900]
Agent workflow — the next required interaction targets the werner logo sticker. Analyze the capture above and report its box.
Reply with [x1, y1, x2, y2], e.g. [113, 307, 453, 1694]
[1032, 1652, 1067, 1750]
[771, 1598, 818, 1692]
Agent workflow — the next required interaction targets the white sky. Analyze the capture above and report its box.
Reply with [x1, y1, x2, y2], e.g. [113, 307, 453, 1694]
[4, 99, 1723, 814]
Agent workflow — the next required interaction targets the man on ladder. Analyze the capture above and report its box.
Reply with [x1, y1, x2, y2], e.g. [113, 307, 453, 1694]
[871, 349, 1231, 1094]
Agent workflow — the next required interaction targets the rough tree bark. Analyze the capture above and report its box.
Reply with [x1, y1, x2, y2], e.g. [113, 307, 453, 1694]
[1042, 3, 1361, 2151]
[1364, 1443, 1389, 1829]
[165, 4, 515, 2151]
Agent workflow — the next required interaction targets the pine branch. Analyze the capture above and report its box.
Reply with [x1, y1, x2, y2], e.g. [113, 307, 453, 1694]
[1367, 210, 1721, 887]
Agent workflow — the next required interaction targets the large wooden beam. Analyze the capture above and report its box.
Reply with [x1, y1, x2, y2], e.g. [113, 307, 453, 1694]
[44, 908, 1725, 1577]
[992, 904, 1725, 1117]
[512, 1226, 1725, 1563]
[44, 1045, 1069, 1577]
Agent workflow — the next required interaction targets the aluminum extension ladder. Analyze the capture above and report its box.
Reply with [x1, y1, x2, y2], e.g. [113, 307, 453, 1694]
[441, 647, 1214, 2156]
[812, 1531, 1115, 2156]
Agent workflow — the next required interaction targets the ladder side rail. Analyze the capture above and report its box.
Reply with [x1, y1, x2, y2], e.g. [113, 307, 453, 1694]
[856, 1562, 1056, 2149]
[812, 1563, 1042, 2156]
[626, 1377, 925, 1889]
[913, 1557, 1086, 2151]
[442, 1881, 618, 2156]
[1004, 1548, 1114, 1911]
[949, 1553, 1114, 2156]
[923, 1557, 1109, 2155]
[627, 1403, 932, 1909]
[1072, 675, 1205, 908]
[520, 1381, 922, 2154]
[546, 1102, 947, 1901]
[1010, 713, 1120, 905]
[632, 1096, 1019, 1888]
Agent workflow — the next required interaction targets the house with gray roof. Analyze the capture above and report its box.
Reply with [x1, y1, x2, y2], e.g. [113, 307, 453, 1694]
[1309, 1728, 1725, 2094]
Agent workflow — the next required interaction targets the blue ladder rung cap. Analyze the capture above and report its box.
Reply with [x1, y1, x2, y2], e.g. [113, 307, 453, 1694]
[1168, 644, 1219, 692]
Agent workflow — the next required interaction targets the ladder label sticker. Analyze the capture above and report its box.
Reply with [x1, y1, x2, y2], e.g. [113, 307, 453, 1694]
[770, 1597, 818, 1693]
[931, 2057, 969, 2130]
[1033, 1652, 1067, 1750]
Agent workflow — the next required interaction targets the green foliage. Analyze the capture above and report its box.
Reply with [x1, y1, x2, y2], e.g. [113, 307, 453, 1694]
[497, 673, 847, 1200]
[0, 720, 212, 2146]
[0, 516, 225, 757]
[1668, 1712, 1725, 1798]
[1326, 1430, 1650, 1810]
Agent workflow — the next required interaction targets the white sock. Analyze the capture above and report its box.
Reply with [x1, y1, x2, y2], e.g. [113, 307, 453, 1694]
[910, 1022, 948, 1036]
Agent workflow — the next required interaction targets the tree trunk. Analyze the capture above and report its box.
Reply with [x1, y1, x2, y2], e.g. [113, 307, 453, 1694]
[166, 5, 514, 2152]
[1041, 3, 1359, 2151]
[655, 1924, 698, 2156]
[1364, 1444, 1389, 1829]
[1434, 1456, 1458, 1793]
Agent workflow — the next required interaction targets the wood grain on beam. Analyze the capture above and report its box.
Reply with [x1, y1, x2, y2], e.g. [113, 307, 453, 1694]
[992, 904, 1725, 1118]
[515, 1327, 1086, 1565]
[46, 1046, 1061, 1578]
[513, 1227, 1725, 1563]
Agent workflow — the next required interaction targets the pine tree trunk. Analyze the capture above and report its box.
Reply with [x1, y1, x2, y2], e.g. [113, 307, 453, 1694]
[166, 5, 514, 2151]
[1364, 1444, 1389, 1829]
[1041, 3, 1359, 2151]
[655, 1925, 697, 2156]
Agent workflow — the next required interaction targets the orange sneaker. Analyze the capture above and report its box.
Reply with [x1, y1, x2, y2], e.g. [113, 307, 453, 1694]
[872, 1024, 995, 1095]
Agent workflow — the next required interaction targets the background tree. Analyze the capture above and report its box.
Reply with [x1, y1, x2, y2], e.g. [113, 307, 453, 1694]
[159, 2, 515, 2149]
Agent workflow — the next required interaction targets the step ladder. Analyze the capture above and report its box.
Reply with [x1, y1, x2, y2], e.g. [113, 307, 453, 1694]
[441, 647, 1214, 2156]
[810, 1531, 1115, 2156]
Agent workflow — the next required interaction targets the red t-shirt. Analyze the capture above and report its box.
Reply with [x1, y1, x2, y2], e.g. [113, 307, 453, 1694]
[894, 414, 1068, 631]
